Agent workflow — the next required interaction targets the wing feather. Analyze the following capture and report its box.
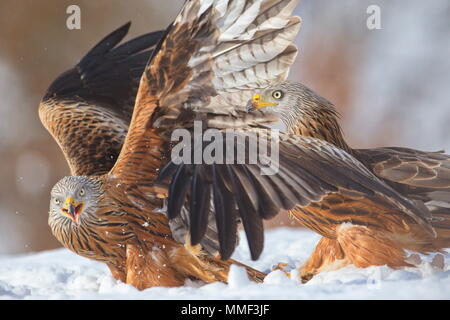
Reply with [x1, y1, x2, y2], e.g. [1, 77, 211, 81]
[39, 23, 164, 176]
[212, 165, 239, 259]
[226, 165, 264, 260]
[189, 165, 213, 245]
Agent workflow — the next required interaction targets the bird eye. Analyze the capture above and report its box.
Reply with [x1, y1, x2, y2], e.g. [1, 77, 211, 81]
[79, 188, 85, 197]
[272, 90, 284, 100]
[54, 198, 60, 205]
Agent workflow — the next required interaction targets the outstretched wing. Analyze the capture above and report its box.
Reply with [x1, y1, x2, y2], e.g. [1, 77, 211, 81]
[109, 0, 433, 261]
[39, 23, 164, 176]
[110, 0, 301, 183]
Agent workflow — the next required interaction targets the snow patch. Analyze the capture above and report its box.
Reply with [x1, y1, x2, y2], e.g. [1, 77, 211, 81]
[0, 228, 449, 299]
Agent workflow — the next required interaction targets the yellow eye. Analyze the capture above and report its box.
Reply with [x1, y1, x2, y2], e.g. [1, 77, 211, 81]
[272, 90, 284, 100]
[79, 188, 85, 197]
[54, 198, 60, 205]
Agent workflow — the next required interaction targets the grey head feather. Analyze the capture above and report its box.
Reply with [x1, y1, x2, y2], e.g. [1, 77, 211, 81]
[49, 176, 103, 228]
[255, 81, 339, 133]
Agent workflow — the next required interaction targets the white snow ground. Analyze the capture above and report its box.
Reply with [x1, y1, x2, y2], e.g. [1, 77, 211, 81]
[0, 228, 449, 300]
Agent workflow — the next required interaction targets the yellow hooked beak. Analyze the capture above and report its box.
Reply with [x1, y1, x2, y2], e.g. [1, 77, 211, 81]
[61, 197, 84, 224]
[252, 94, 278, 109]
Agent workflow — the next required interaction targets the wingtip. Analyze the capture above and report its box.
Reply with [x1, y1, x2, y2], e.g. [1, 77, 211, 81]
[120, 21, 132, 33]
[78, 21, 133, 66]
[249, 244, 263, 261]
[250, 252, 261, 261]
[219, 247, 234, 261]
[116, 21, 132, 39]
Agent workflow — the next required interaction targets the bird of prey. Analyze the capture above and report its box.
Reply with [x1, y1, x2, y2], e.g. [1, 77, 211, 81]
[250, 81, 450, 281]
[40, 0, 304, 289]
[153, 2, 437, 270]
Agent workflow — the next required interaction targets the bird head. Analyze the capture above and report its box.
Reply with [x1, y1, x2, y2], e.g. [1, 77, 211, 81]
[249, 81, 339, 133]
[249, 81, 297, 113]
[49, 176, 102, 226]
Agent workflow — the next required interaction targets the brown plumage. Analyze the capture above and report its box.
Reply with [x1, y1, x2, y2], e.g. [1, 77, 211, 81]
[251, 81, 450, 281]
[41, 0, 305, 289]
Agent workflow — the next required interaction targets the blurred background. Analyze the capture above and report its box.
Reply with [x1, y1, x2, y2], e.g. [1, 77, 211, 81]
[0, 0, 448, 255]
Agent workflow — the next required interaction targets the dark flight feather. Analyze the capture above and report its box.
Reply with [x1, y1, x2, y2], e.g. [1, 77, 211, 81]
[189, 165, 212, 245]
[167, 164, 192, 220]
[211, 165, 238, 260]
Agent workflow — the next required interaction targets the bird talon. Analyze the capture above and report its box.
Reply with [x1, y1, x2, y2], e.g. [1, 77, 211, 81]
[301, 272, 314, 283]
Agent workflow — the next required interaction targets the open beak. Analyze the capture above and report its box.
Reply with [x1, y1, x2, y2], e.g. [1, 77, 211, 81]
[251, 94, 278, 110]
[61, 197, 84, 224]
